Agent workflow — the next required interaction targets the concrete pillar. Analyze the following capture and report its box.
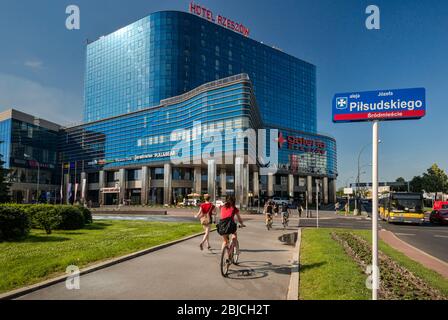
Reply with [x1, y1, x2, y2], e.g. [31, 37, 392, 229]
[253, 171, 259, 197]
[220, 168, 227, 197]
[118, 168, 126, 205]
[288, 174, 294, 198]
[141, 166, 149, 205]
[207, 160, 216, 202]
[323, 176, 329, 204]
[80, 172, 88, 204]
[99, 170, 105, 206]
[331, 179, 337, 203]
[242, 164, 249, 209]
[164, 163, 172, 205]
[267, 173, 274, 198]
[193, 167, 201, 194]
[235, 157, 244, 208]
[307, 175, 313, 204]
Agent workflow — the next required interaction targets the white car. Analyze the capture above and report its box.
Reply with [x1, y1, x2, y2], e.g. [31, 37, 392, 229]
[215, 199, 225, 208]
[272, 197, 291, 206]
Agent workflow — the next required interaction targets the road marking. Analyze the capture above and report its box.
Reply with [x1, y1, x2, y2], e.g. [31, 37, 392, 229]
[395, 233, 416, 236]
[434, 235, 448, 239]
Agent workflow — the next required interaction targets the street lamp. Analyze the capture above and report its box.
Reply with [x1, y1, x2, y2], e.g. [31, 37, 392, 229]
[24, 153, 40, 203]
[355, 140, 381, 215]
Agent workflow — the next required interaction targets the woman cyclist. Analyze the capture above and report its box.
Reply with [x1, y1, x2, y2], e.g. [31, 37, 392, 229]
[217, 195, 245, 251]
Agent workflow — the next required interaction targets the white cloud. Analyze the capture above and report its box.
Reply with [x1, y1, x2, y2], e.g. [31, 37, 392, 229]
[0, 73, 82, 125]
[24, 60, 43, 70]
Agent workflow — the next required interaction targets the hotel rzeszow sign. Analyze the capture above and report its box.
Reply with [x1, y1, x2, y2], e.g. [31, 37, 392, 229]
[189, 2, 250, 37]
[332, 88, 426, 122]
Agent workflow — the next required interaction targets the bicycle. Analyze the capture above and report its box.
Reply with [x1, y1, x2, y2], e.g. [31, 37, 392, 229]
[220, 225, 244, 277]
[266, 214, 273, 230]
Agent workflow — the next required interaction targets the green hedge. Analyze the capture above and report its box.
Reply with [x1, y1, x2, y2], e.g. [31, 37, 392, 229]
[0, 204, 92, 236]
[0, 205, 30, 240]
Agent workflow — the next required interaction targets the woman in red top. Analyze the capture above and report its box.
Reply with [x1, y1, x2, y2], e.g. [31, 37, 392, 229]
[219, 195, 245, 251]
[195, 194, 216, 251]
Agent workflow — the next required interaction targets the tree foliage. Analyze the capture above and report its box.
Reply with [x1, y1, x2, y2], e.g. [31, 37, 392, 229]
[421, 164, 448, 196]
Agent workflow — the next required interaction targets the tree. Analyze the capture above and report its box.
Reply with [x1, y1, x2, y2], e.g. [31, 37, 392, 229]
[409, 176, 424, 193]
[421, 164, 448, 199]
[0, 151, 11, 203]
[395, 177, 407, 191]
[336, 187, 345, 197]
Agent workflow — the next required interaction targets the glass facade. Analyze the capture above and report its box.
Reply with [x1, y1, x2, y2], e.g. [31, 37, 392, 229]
[63, 74, 262, 171]
[0, 119, 12, 169]
[84, 11, 316, 133]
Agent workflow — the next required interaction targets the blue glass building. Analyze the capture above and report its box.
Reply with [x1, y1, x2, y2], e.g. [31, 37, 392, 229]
[0, 9, 337, 207]
[84, 11, 316, 133]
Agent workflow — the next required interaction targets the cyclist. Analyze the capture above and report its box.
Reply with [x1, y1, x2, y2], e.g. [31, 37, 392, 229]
[217, 195, 245, 251]
[281, 202, 289, 226]
[264, 200, 274, 228]
[273, 203, 280, 216]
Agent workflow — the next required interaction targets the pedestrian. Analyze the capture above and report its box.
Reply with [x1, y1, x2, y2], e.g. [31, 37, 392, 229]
[335, 202, 340, 215]
[344, 202, 349, 216]
[194, 194, 216, 251]
[297, 203, 303, 218]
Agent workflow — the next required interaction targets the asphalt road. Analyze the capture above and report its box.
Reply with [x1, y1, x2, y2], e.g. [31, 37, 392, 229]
[17, 217, 298, 300]
[297, 210, 448, 263]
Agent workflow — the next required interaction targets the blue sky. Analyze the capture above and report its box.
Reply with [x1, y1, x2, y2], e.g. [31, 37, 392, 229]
[0, 0, 447, 187]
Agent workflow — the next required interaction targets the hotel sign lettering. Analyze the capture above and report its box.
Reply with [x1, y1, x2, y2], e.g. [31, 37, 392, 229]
[189, 2, 250, 37]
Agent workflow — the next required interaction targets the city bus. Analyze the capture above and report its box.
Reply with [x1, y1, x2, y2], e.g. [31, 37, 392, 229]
[379, 192, 425, 224]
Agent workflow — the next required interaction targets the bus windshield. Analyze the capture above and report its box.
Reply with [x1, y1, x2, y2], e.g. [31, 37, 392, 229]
[391, 198, 422, 212]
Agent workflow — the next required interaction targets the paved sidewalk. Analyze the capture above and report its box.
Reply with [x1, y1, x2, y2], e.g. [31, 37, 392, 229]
[17, 218, 298, 300]
[379, 229, 448, 278]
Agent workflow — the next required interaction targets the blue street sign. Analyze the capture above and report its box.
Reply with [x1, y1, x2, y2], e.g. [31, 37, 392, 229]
[333, 88, 426, 123]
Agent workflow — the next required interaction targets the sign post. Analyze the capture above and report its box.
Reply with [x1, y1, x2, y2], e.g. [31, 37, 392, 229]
[372, 120, 379, 300]
[316, 180, 319, 228]
[333, 87, 426, 300]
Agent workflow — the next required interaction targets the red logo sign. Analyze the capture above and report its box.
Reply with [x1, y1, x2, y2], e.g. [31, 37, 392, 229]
[278, 132, 327, 155]
[189, 2, 250, 37]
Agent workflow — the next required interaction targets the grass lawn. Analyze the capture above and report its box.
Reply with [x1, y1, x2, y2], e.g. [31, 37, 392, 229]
[299, 228, 370, 300]
[299, 228, 448, 300]
[0, 220, 203, 294]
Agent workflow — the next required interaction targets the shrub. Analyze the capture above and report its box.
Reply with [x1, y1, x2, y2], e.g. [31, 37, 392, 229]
[33, 206, 62, 234]
[57, 206, 85, 230]
[76, 205, 93, 224]
[0, 205, 30, 240]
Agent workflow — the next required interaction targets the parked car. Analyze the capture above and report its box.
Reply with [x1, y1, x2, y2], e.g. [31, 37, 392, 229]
[429, 209, 448, 225]
[215, 199, 225, 208]
[433, 201, 448, 211]
[271, 197, 292, 206]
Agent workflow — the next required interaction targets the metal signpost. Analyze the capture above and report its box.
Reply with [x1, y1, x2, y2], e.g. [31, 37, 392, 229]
[316, 180, 319, 228]
[333, 87, 426, 300]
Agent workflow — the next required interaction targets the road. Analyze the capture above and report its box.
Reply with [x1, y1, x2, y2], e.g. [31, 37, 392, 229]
[17, 217, 298, 300]
[298, 210, 448, 263]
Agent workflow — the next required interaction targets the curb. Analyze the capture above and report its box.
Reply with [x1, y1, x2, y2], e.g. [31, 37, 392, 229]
[0, 229, 212, 300]
[287, 227, 301, 300]
[380, 229, 448, 271]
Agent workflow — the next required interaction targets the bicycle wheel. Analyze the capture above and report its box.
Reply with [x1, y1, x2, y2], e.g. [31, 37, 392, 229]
[232, 240, 240, 265]
[220, 246, 231, 277]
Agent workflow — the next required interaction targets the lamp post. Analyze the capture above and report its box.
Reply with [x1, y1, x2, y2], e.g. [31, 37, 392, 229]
[24, 154, 40, 203]
[356, 140, 381, 215]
